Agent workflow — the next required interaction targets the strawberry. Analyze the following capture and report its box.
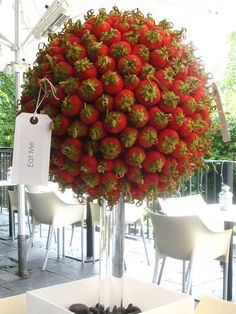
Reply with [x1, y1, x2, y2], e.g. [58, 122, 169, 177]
[171, 139, 188, 159]
[130, 184, 145, 201]
[149, 106, 170, 130]
[121, 31, 140, 48]
[139, 63, 155, 80]
[61, 95, 83, 116]
[184, 133, 202, 152]
[64, 159, 81, 176]
[81, 172, 100, 188]
[80, 155, 98, 173]
[100, 28, 121, 46]
[95, 55, 116, 74]
[87, 42, 108, 62]
[100, 137, 122, 160]
[67, 120, 88, 138]
[126, 167, 144, 184]
[114, 89, 135, 112]
[143, 150, 166, 173]
[143, 173, 160, 195]
[167, 107, 185, 130]
[125, 146, 146, 168]
[79, 103, 100, 125]
[87, 186, 102, 199]
[40, 105, 58, 118]
[101, 71, 124, 95]
[84, 139, 99, 156]
[138, 125, 158, 148]
[92, 20, 111, 37]
[128, 104, 149, 128]
[81, 31, 97, 47]
[100, 171, 118, 192]
[74, 57, 97, 80]
[65, 44, 87, 65]
[45, 84, 65, 107]
[156, 129, 179, 154]
[180, 95, 197, 115]
[97, 159, 114, 173]
[51, 149, 65, 168]
[132, 44, 150, 64]
[120, 126, 138, 148]
[61, 137, 82, 162]
[89, 120, 106, 140]
[104, 111, 127, 134]
[59, 78, 80, 94]
[139, 29, 163, 51]
[158, 90, 180, 113]
[57, 169, 75, 185]
[155, 67, 175, 89]
[51, 136, 62, 149]
[117, 54, 142, 75]
[78, 78, 103, 102]
[113, 19, 130, 34]
[178, 117, 193, 137]
[53, 61, 74, 82]
[113, 159, 128, 178]
[106, 189, 120, 206]
[95, 94, 113, 112]
[135, 79, 161, 106]
[150, 46, 170, 68]
[52, 114, 70, 136]
[108, 41, 132, 60]
[123, 74, 141, 91]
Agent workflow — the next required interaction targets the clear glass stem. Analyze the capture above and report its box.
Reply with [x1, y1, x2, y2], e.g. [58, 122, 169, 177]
[99, 194, 125, 310]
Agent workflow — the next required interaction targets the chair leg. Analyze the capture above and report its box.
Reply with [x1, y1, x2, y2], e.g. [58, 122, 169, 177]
[140, 224, 150, 265]
[157, 257, 166, 284]
[223, 262, 228, 300]
[57, 228, 60, 259]
[81, 224, 84, 263]
[46, 225, 52, 249]
[42, 226, 54, 271]
[153, 254, 163, 284]
[62, 227, 65, 259]
[26, 210, 32, 236]
[92, 225, 95, 263]
[185, 262, 193, 295]
[70, 224, 75, 246]
[182, 260, 186, 293]
[27, 224, 36, 260]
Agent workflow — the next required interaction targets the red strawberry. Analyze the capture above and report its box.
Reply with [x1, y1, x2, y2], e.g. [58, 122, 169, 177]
[121, 31, 140, 48]
[52, 114, 70, 136]
[61, 95, 83, 116]
[178, 117, 193, 137]
[101, 71, 124, 95]
[100, 28, 121, 46]
[117, 54, 142, 75]
[125, 146, 146, 168]
[104, 111, 127, 134]
[95, 55, 116, 74]
[84, 139, 99, 156]
[40, 104, 58, 118]
[130, 184, 145, 201]
[143, 173, 160, 194]
[139, 63, 155, 80]
[100, 171, 118, 192]
[53, 61, 74, 82]
[67, 120, 88, 138]
[114, 89, 135, 112]
[51, 149, 65, 168]
[180, 95, 197, 115]
[138, 125, 158, 148]
[59, 78, 80, 94]
[61, 137, 82, 162]
[65, 44, 87, 65]
[139, 29, 163, 51]
[80, 155, 98, 173]
[81, 172, 100, 188]
[81, 31, 97, 47]
[89, 120, 106, 140]
[155, 67, 175, 89]
[44, 84, 65, 107]
[80, 104, 100, 125]
[113, 20, 130, 34]
[135, 79, 161, 106]
[64, 159, 81, 176]
[171, 139, 188, 159]
[108, 41, 132, 60]
[100, 137, 122, 160]
[106, 189, 120, 206]
[87, 42, 108, 62]
[51, 136, 62, 149]
[97, 159, 114, 173]
[132, 44, 150, 64]
[158, 91, 180, 113]
[168, 107, 185, 130]
[150, 46, 170, 68]
[149, 107, 170, 130]
[92, 21, 111, 37]
[74, 57, 97, 80]
[120, 126, 138, 148]
[123, 74, 141, 91]
[143, 150, 166, 173]
[113, 159, 128, 178]
[126, 167, 144, 184]
[57, 169, 75, 185]
[87, 186, 102, 199]
[156, 129, 179, 154]
[78, 78, 103, 102]
[184, 133, 202, 152]
[95, 94, 113, 112]
[128, 104, 149, 128]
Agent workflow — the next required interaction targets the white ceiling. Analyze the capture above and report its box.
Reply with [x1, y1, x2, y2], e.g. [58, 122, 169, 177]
[0, 0, 235, 77]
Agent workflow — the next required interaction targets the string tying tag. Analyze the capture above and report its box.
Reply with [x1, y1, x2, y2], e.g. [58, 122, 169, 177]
[32, 78, 60, 121]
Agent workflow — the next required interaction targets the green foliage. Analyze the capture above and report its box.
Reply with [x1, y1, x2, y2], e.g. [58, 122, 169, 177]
[0, 72, 16, 147]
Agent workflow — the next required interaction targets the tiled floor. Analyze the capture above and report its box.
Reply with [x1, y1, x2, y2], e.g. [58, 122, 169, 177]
[0, 208, 236, 303]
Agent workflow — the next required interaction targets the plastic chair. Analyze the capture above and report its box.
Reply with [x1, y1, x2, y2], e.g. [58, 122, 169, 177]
[148, 211, 232, 299]
[195, 295, 236, 314]
[8, 190, 32, 239]
[26, 190, 85, 271]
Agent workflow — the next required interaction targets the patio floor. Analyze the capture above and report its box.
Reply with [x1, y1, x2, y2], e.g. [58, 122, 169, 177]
[0, 208, 236, 303]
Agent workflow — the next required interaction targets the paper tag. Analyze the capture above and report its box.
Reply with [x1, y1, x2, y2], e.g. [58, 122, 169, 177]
[11, 113, 52, 185]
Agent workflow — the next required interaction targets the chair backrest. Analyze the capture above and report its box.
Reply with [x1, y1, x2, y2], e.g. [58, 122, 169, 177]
[125, 203, 145, 225]
[148, 211, 232, 263]
[8, 190, 18, 212]
[26, 191, 85, 227]
[195, 295, 236, 314]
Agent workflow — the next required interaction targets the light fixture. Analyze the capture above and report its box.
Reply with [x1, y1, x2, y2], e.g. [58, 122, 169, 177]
[22, 0, 72, 46]
[3, 64, 12, 75]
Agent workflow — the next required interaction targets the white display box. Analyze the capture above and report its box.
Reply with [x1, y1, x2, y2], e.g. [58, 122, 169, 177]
[27, 276, 194, 314]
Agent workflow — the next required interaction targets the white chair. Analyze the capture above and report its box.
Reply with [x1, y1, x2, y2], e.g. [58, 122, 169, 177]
[26, 190, 85, 271]
[8, 190, 32, 239]
[148, 210, 232, 299]
[195, 295, 236, 314]
[89, 202, 100, 263]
